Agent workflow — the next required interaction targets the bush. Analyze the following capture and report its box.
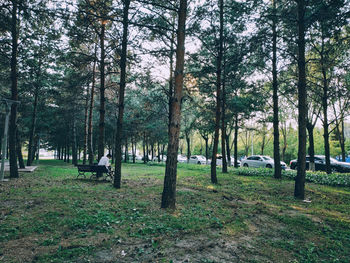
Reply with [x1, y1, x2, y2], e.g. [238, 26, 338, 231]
[236, 168, 350, 187]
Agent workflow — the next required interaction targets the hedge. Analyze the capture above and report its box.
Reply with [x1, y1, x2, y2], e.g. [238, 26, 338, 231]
[235, 167, 350, 187]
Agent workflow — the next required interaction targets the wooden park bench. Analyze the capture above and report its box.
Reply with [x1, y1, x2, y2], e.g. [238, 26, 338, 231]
[76, 165, 114, 181]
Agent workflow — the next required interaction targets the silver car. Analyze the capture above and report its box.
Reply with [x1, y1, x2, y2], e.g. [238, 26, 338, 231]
[216, 155, 240, 166]
[240, 155, 287, 169]
[177, 154, 188, 163]
[189, 155, 209, 165]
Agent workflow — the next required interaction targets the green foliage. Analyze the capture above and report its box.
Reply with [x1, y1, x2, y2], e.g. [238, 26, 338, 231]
[237, 167, 350, 187]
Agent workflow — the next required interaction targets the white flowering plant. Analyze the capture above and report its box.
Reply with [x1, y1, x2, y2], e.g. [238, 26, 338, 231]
[236, 168, 350, 187]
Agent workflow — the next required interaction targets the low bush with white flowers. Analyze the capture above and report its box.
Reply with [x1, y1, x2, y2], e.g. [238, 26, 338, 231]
[236, 167, 350, 187]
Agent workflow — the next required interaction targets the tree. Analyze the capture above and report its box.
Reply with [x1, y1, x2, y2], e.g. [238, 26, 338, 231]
[294, 0, 307, 200]
[114, 0, 131, 189]
[161, 0, 187, 209]
[271, 0, 281, 179]
[9, 0, 19, 178]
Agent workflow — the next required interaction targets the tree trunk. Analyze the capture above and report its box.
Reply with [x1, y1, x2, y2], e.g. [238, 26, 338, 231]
[98, 23, 106, 161]
[168, 14, 176, 134]
[272, 0, 281, 179]
[151, 143, 154, 160]
[161, 0, 187, 209]
[88, 45, 97, 165]
[143, 133, 146, 164]
[67, 144, 70, 163]
[72, 113, 78, 166]
[35, 135, 40, 161]
[114, 0, 130, 188]
[64, 143, 67, 162]
[186, 132, 191, 162]
[233, 114, 239, 168]
[131, 138, 135, 163]
[321, 52, 331, 174]
[9, 0, 19, 178]
[83, 86, 90, 164]
[157, 142, 161, 162]
[225, 131, 231, 167]
[27, 86, 39, 166]
[281, 124, 287, 162]
[307, 122, 315, 171]
[221, 39, 227, 173]
[16, 130, 25, 169]
[340, 118, 346, 162]
[146, 139, 149, 161]
[294, 0, 307, 200]
[162, 144, 165, 160]
[210, 0, 224, 184]
[124, 137, 128, 163]
[205, 137, 209, 164]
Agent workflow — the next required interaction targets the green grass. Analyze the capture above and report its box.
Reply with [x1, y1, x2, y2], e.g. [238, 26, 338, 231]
[0, 160, 349, 262]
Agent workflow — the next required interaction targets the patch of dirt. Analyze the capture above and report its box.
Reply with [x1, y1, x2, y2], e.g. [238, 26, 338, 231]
[177, 187, 198, 193]
[82, 232, 266, 263]
[2, 235, 55, 263]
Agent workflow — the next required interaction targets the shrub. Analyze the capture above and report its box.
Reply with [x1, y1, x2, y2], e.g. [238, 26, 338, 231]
[236, 168, 350, 187]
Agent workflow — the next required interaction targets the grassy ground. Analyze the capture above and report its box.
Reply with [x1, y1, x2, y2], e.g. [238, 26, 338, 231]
[0, 160, 349, 263]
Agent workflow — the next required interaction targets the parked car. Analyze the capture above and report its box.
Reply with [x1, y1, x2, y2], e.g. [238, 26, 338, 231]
[141, 155, 152, 162]
[189, 155, 209, 165]
[177, 154, 188, 163]
[230, 156, 241, 166]
[240, 155, 287, 169]
[152, 155, 167, 162]
[290, 155, 350, 173]
[215, 155, 241, 166]
[135, 155, 143, 161]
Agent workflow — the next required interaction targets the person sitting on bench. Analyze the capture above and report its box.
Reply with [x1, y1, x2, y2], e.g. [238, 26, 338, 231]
[97, 154, 111, 177]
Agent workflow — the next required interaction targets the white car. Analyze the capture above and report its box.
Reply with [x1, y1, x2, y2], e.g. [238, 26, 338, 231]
[177, 154, 188, 163]
[152, 155, 167, 162]
[230, 156, 241, 166]
[216, 155, 241, 166]
[189, 155, 209, 165]
[135, 155, 143, 161]
[240, 155, 287, 169]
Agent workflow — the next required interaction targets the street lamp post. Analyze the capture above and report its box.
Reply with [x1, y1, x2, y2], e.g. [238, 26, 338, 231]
[0, 99, 20, 181]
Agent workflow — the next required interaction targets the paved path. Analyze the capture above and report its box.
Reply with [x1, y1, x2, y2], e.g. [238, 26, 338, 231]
[3, 165, 38, 172]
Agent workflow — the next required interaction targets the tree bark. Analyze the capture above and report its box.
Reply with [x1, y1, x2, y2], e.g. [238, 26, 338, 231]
[27, 85, 39, 166]
[340, 118, 346, 162]
[204, 136, 209, 164]
[9, 0, 19, 178]
[114, 0, 130, 188]
[161, 0, 187, 209]
[307, 122, 315, 171]
[72, 113, 78, 166]
[233, 114, 239, 168]
[16, 130, 25, 169]
[272, 0, 281, 179]
[210, 0, 224, 183]
[124, 137, 128, 163]
[185, 132, 191, 162]
[143, 132, 146, 164]
[98, 23, 106, 161]
[221, 37, 227, 173]
[168, 14, 176, 134]
[157, 142, 160, 162]
[88, 45, 97, 165]
[294, 0, 307, 200]
[83, 86, 90, 164]
[225, 131, 231, 167]
[320, 39, 331, 174]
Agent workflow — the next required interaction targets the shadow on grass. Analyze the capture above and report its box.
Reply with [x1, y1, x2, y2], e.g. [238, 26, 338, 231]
[63, 178, 113, 185]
